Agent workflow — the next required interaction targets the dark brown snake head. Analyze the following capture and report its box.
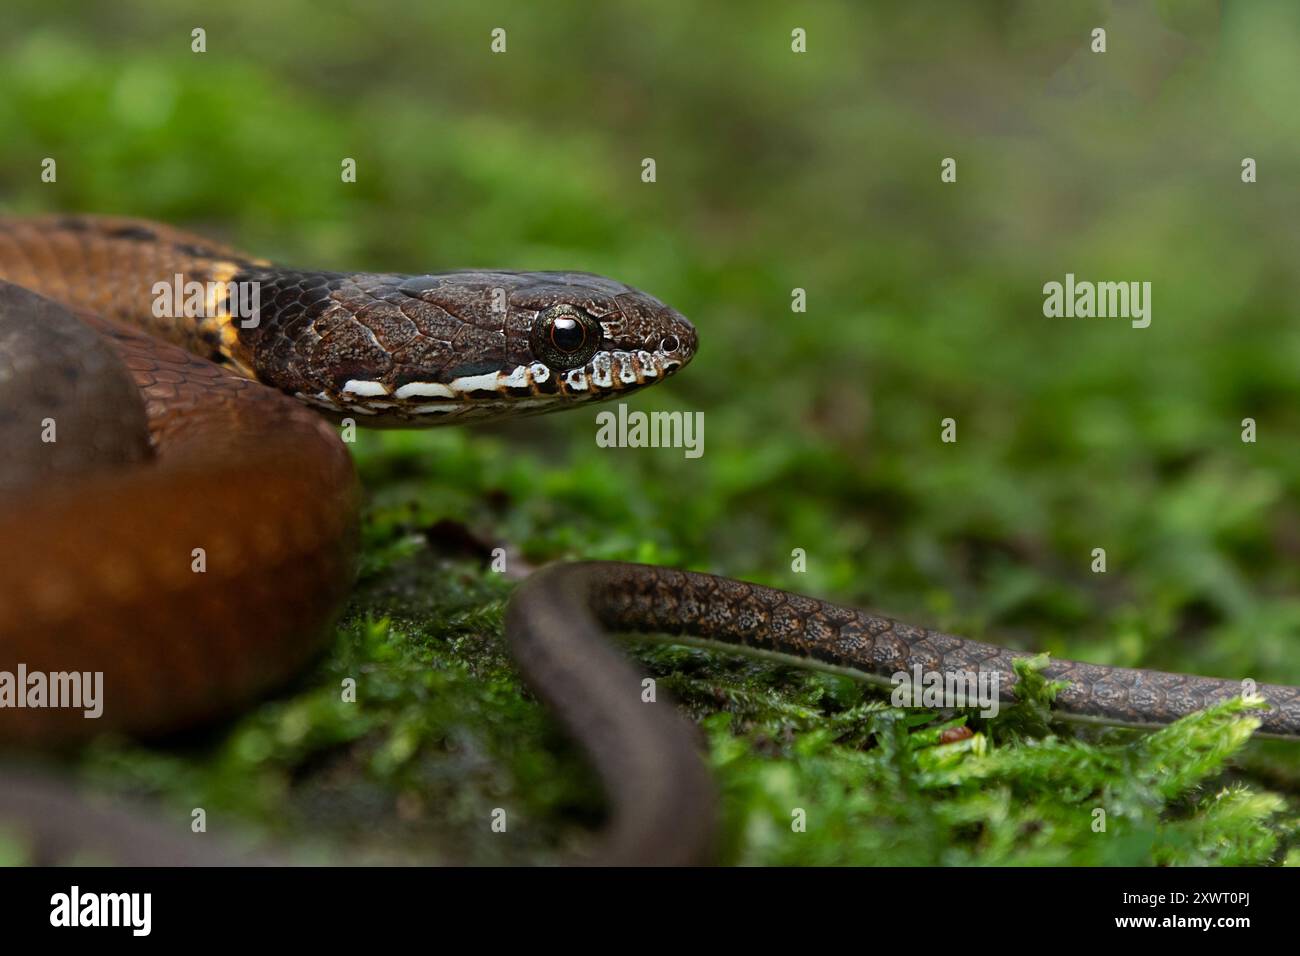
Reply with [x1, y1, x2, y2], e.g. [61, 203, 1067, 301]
[229, 267, 697, 424]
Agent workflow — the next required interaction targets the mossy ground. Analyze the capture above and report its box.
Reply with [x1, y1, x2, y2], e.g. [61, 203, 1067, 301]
[37, 426, 1298, 867]
[2, 1, 1299, 864]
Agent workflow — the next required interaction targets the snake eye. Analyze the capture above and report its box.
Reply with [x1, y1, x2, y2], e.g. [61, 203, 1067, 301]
[550, 315, 586, 353]
[530, 305, 601, 370]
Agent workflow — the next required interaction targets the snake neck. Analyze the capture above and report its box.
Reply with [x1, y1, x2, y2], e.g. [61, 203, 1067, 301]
[0, 215, 268, 376]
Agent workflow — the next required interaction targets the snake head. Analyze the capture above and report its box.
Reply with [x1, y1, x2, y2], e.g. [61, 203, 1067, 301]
[234, 268, 697, 424]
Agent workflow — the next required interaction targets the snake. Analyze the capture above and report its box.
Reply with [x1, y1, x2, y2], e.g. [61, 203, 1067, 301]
[0, 215, 1296, 866]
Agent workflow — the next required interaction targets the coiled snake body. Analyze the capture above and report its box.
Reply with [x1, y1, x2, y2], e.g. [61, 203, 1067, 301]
[0, 216, 1296, 865]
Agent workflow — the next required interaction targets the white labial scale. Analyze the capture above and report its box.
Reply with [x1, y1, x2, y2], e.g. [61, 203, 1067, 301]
[341, 379, 389, 398]
[394, 381, 456, 400]
[449, 369, 508, 393]
[500, 365, 532, 389]
[616, 352, 638, 384]
[589, 353, 613, 389]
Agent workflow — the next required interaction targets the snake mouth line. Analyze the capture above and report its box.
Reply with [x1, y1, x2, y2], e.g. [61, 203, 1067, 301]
[299, 346, 691, 420]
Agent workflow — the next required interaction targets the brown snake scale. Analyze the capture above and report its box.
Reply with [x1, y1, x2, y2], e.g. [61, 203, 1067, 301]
[0, 215, 1296, 866]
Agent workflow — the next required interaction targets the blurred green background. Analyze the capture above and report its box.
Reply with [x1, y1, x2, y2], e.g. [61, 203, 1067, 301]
[3, 0, 1300, 864]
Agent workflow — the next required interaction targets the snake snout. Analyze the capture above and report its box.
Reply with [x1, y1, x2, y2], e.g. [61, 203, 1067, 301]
[656, 307, 697, 372]
[613, 290, 697, 377]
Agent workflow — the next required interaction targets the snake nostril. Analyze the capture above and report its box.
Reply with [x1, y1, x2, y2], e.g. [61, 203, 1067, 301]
[659, 334, 680, 353]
